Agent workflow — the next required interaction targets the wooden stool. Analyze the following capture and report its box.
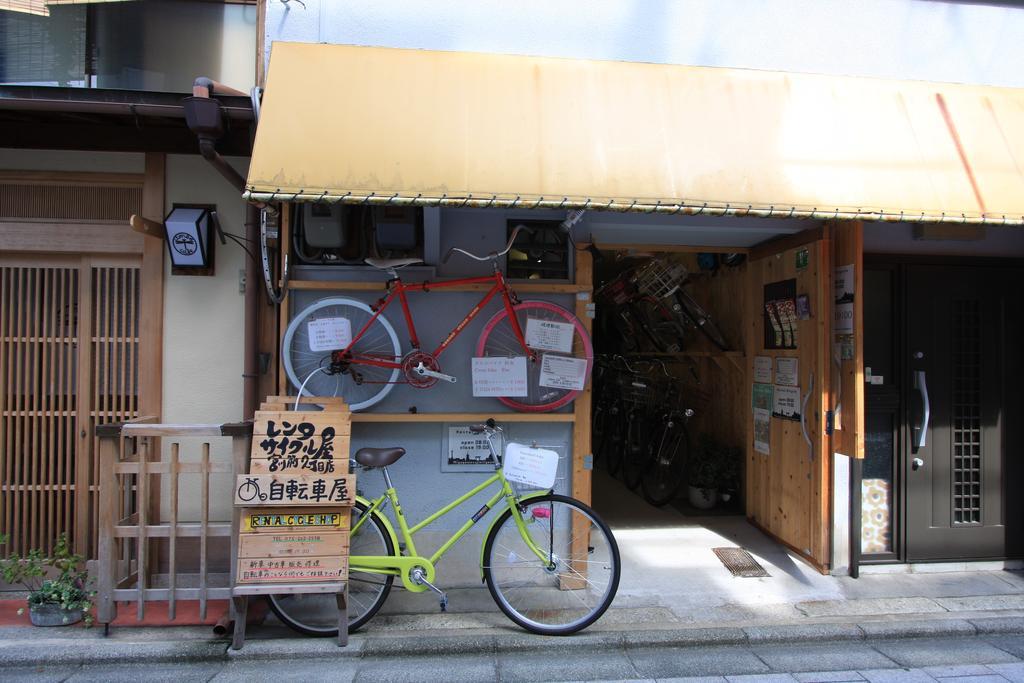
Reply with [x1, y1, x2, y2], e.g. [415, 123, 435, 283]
[231, 582, 348, 649]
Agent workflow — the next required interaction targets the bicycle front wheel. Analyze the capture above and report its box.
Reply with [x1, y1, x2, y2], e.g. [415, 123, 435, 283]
[641, 420, 689, 507]
[283, 297, 402, 411]
[476, 301, 593, 412]
[483, 494, 620, 635]
[267, 500, 395, 635]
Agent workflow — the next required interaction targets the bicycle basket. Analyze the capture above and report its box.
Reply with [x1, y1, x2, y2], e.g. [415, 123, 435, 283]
[632, 259, 688, 299]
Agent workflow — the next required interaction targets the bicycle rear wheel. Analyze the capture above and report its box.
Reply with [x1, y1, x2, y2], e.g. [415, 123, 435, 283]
[483, 495, 620, 635]
[476, 300, 593, 412]
[267, 500, 395, 635]
[641, 420, 689, 507]
[282, 297, 402, 411]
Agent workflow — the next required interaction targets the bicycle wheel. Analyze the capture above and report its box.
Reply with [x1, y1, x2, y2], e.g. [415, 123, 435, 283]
[641, 419, 689, 507]
[483, 494, 620, 635]
[267, 500, 395, 635]
[476, 300, 593, 412]
[283, 297, 402, 411]
[621, 410, 648, 491]
[602, 404, 625, 476]
[674, 291, 730, 351]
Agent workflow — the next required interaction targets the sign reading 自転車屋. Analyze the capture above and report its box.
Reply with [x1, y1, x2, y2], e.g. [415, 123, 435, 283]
[234, 472, 355, 506]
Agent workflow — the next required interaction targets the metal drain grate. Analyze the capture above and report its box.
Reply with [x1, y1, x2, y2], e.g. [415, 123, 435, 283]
[713, 547, 770, 577]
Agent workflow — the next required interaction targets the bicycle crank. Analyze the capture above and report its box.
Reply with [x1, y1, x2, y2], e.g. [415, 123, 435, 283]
[413, 361, 456, 384]
[410, 567, 449, 612]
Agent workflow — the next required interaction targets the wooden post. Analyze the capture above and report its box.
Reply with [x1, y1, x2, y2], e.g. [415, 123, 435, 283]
[229, 434, 249, 624]
[200, 443, 210, 621]
[565, 245, 594, 589]
[96, 428, 119, 625]
[167, 443, 179, 621]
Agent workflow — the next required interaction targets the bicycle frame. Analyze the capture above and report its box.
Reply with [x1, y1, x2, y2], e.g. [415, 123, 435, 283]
[341, 268, 533, 370]
[348, 469, 551, 592]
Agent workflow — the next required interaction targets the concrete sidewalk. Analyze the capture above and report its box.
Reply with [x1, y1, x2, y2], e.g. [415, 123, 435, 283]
[1, 574, 1023, 667]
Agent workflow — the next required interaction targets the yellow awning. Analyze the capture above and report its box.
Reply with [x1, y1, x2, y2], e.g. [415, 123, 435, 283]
[246, 42, 1024, 225]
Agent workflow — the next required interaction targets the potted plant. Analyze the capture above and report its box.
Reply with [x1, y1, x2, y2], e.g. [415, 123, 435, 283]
[0, 533, 94, 626]
[687, 434, 741, 510]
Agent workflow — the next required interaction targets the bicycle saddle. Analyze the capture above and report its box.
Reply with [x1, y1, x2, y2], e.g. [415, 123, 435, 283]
[364, 257, 423, 270]
[354, 446, 406, 468]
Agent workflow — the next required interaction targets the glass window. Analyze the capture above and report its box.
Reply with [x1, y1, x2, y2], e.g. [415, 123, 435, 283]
[0, 1, 256, 92]
[862, 411, 895, 554]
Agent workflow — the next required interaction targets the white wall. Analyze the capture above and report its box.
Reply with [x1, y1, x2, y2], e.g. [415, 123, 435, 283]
[266, 0, 1024, 87]
[163, 154, 249, 522]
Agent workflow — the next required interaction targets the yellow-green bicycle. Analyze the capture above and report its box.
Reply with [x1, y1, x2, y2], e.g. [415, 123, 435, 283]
[267, 420, 620, 636]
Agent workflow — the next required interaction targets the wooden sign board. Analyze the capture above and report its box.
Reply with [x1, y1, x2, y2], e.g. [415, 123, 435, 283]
[251, 410, 351, 475]
[242, 507, 350, 533]
[235, 473, 355, 506]
[237, 556, 348, 584]
[238, 531, 348, 559]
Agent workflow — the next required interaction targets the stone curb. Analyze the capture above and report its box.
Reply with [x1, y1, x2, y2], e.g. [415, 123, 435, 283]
[3, 614, 1022, 666]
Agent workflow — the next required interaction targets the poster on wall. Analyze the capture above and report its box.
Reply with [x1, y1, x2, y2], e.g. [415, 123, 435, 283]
[753, 356, 772, 383]
[775, 357, 799, 387]
[772, 385, 801, 421]
[442, 425, 498, 472]
[763, 279, 798, 349]
[752, 383, 774, 411]
[753, 408, 771, 455]
[834, 264, 855, 334]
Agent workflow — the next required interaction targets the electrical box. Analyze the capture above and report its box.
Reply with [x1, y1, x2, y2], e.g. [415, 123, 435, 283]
[373, 206, 419, 251]
[303, 203, 347, 249]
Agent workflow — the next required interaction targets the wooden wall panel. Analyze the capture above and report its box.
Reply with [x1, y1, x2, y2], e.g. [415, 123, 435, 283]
[830, 221, 865, 460]
[745, 233, 832, 571]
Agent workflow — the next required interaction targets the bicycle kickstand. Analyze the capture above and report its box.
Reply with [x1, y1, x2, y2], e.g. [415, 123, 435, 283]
[411, 568, 449, 612]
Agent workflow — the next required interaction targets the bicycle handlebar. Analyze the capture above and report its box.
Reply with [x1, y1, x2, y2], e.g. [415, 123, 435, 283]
[469, 418, 498, 434]
[442, 225, 532, 265]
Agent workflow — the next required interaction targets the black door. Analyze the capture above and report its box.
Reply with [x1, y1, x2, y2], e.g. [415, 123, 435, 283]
[905, 265, 1023, 561]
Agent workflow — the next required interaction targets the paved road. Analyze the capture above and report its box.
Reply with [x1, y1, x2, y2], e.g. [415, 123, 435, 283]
[2, 633, 1023, 682]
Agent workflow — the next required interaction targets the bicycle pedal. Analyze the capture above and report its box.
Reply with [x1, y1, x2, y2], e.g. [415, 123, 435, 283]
[439, 594, 448, 612]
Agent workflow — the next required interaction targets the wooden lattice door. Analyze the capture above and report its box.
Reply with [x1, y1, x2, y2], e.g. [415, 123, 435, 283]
[1, 256, 141, 558]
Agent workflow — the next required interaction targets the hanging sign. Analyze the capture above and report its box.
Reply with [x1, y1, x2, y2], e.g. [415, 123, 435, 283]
[834, 264, 855, 334]
[308, 317, 352, 352]
[753, 356, 772, 383]
[775, 358, 799, 387]
[525, 318, 575, 353]
[471, 357, 528, 396]
[503, 443, 560, 489]
[772, 385, 801, 421]
[538, 354, 588, 391]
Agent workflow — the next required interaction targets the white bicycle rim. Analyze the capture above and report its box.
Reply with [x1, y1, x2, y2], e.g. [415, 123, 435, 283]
[282, 297, 402, 411]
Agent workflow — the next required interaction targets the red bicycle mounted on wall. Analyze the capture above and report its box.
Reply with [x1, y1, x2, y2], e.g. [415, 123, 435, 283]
[282, 226, 593, 412]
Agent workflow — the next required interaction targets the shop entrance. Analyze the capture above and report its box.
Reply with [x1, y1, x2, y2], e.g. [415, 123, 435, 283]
[584, 221, 843, 583]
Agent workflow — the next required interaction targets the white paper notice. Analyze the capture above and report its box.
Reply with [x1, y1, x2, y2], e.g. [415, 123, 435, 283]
[834, 264, 855, 334]
[753, 356, 772, 383]
[307, 317, 352, 352]
[503, 442, 560, 489]
[538, 354, 588, 391]
[525, 318, 574, 353]
[472, 357, 528, 397]
[753, 408, 771, 455]
[775, 357, 799, 386]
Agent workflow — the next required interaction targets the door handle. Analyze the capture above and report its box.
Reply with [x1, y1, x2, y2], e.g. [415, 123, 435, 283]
[913, 369, 930, 449]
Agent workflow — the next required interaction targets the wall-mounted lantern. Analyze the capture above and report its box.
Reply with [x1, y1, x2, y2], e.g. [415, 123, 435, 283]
[164, 205, 219, 275]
